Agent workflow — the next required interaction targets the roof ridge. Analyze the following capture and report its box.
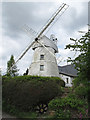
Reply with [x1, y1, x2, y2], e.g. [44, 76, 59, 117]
[58, 64, 73, 67]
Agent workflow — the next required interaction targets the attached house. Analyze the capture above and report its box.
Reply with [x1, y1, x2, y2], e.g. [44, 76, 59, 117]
[58, 64, 78, 87]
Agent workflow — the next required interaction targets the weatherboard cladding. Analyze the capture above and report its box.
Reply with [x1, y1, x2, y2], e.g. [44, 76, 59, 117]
[32, 35, 58, 53]
[58, 64, 78, 77]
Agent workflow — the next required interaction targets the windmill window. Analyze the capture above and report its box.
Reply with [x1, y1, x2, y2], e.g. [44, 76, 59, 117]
[40, 65, 44, 71]
[66, 78, 69, 84]
[40, 55, 44, 60]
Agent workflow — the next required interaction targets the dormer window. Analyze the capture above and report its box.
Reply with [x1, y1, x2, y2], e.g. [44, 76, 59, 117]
[40, 55, 44, 60]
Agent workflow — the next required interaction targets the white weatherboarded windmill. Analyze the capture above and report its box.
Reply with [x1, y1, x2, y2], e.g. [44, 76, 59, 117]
[14, 3, 69, 77]
[28, 34, 59, 77]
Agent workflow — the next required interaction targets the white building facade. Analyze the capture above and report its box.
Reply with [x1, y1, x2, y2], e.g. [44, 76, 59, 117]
[58, 65, 78, 87]
[59, 74, 74, 87]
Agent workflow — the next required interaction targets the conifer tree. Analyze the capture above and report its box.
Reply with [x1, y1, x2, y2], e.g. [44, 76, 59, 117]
[7, 55, 19, 76]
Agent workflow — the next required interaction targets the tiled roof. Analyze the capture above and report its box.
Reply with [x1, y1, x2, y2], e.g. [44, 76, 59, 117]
[58, 64, 78, 77]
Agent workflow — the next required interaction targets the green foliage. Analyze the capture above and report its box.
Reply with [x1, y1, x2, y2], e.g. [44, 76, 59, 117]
[2, 75, 65, 87]
[74, 86, 88, 99]
[2, 76, 64, 112]
[6, 55, 19, 76]
[65, 32, 90, 107]
[55, 109, 71, 119]
[2, 101, 37, 118]
[2, 100, 19, 115]
[65, 32, 90, 86]
[48, 94, 86, 118]
[49, 96, 84, 110]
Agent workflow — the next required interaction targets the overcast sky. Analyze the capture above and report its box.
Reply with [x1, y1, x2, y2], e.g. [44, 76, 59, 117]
[0, 0, 89, 75]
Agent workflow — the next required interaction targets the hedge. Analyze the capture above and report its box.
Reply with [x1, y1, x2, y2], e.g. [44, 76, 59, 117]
[2, 75, 65, 112]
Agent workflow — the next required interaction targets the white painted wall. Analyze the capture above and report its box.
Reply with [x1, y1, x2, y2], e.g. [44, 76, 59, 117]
[59, 74, 73, 87]
[28, 36, 59, 77]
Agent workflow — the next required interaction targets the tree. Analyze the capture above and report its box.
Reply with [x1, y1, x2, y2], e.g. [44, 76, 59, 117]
[7, 55, 19, 76]
[23, 68, 29, 75]
[65, 31, 90, 86]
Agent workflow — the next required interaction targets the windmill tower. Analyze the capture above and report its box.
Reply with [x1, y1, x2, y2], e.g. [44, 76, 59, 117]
[28, 35, 59, 77]
[13, 3, 69, 76]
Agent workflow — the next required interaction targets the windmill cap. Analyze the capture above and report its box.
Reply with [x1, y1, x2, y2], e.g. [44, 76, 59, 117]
[50, 34, 57, 41]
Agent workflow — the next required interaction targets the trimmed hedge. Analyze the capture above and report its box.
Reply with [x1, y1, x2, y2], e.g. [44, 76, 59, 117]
[2, 75, 65, 111]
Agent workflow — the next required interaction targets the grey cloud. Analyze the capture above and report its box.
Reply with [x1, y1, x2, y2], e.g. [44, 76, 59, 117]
[2, 2, 55, 39]
[88, 1, 90, 25]
[72, 2, 88, 30]
[2, 2, 35, 38]
[2, 2, 88, 39]
[57, 2, 88, 34]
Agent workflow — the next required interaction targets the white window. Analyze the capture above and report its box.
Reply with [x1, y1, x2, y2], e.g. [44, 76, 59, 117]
[40, 55, 44, 60]
[40, 65, 44, 71]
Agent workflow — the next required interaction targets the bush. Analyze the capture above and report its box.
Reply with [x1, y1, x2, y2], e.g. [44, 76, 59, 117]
[49, 96, 84, 109]
[74, 86, 88, 99]
[54, 109, 71, 119]
[48, 95, 86, 118]
[2, 76, 64, 112]
[48, 98, 71, 118]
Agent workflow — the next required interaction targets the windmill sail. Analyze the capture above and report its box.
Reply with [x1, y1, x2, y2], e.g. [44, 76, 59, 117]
[15, 41, 36, 64]
[37, 3, 68, 38]
[14, 3, 69, 65]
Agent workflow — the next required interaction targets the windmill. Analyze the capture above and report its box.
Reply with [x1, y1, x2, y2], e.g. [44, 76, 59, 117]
[14, 3, 69, 77]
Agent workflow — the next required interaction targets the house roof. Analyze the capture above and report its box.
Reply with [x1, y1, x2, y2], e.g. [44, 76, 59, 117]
[58, 64, 78, 77]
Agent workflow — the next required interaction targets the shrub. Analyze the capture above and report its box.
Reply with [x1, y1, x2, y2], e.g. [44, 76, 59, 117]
[74, 86, 88, 99]
[2, 76, 64, 112]
[54, 109, 71, 119]
[49, 96, 84, 110]
[48, 95, 85, 118]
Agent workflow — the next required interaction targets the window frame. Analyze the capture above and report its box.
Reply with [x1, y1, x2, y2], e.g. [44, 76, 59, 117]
[40, 54, 44, 60]
[40, 65, 44, 71]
